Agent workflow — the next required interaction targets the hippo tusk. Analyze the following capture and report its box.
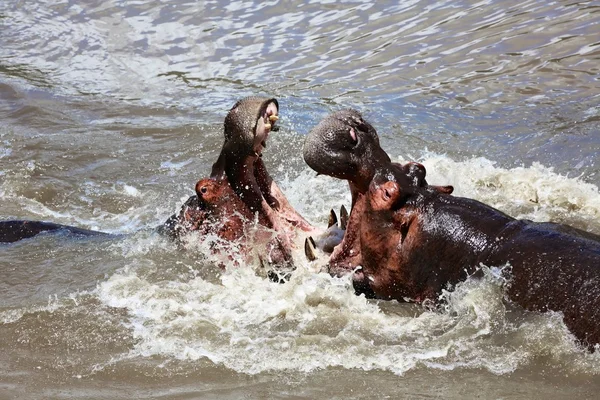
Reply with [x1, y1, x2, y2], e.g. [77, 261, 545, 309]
[328, 209, 338, 228]
[339, 205, 349, 230]
[304, 236, 317, 261]
[269, 115, 279, 122]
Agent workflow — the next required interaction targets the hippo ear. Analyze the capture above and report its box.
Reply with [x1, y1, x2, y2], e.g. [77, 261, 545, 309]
[404, 162, 426, 186]
[433, 185, 454, 195]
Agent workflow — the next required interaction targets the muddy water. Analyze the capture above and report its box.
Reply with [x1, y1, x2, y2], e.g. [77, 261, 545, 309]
[1, 0, 600, 399]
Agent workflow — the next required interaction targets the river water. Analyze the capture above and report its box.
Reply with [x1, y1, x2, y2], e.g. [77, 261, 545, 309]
[1, 0, 599, 398]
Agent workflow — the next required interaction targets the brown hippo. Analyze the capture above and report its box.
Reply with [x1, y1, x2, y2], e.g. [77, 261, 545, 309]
[2, 98, 316, 255]
[361, 173, 600, 349]
[165, 97, 326, 269]
[303, 109, 600, 350]
[303, 109, 452, 284]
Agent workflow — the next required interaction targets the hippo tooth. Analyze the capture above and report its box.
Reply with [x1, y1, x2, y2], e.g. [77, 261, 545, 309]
[339, 205, 349, 230]
[269, 115, 279, 122]
[264, 123, 272, 130]
[304, 236, 317, 261]
[328, 209, 338, 228]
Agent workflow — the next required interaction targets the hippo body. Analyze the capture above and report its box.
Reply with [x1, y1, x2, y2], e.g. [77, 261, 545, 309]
[486, 219, 600, 348]
[361, 179, 600, 348]
[0, 220, 113, 243]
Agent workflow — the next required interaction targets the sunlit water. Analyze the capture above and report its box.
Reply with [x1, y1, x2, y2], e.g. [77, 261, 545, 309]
[1, 1, 599, 399]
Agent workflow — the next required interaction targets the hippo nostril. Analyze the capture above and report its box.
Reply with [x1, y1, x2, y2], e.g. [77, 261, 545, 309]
[349, 128, 357, 143]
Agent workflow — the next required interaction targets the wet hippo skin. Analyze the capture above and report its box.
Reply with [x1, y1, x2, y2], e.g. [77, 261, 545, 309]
[304, 109, 600, 350]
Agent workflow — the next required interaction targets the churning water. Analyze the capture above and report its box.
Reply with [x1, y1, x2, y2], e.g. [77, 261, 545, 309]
[1, 1, 599, 398]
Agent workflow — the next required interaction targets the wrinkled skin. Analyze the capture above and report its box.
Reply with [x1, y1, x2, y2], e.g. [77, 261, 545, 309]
[362, 175, 600, 350]
[303, 109, 453, 287]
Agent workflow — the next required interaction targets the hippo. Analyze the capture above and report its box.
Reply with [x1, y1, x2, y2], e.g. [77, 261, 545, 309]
[303, 109, 452, 281]
[2, 97, 327, 273]
[163, 97, 330, 268]
[303, 109, 600, 350]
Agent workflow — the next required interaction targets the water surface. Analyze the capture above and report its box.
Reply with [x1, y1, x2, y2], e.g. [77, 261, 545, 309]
[1, 1, 599, 399]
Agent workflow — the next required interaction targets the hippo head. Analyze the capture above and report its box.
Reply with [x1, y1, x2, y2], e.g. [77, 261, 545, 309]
[303, 109, 392, 193]
[224, 97, 279, 156]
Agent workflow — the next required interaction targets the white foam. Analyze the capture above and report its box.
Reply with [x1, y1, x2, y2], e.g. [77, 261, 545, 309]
[406, 154, 600, 233]
[94, 257, 600, 376]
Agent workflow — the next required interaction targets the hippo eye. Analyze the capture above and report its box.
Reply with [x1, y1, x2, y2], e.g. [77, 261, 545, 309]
[200, 186, 208, 194]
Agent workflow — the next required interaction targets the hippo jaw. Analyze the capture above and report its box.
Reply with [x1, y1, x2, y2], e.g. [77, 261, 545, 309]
[303, 109, 391, 193]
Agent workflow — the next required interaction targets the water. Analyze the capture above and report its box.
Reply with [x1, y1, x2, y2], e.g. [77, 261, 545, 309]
[1, 0, 600, 398]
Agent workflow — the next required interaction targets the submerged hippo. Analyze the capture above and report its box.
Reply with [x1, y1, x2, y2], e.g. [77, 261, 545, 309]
[0, 220, 112, 243]
[304, 109, 600, 350]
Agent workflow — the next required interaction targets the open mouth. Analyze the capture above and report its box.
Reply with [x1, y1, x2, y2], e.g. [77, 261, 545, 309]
[255, 106, 279, 154]
[263, 113, 279, 147]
